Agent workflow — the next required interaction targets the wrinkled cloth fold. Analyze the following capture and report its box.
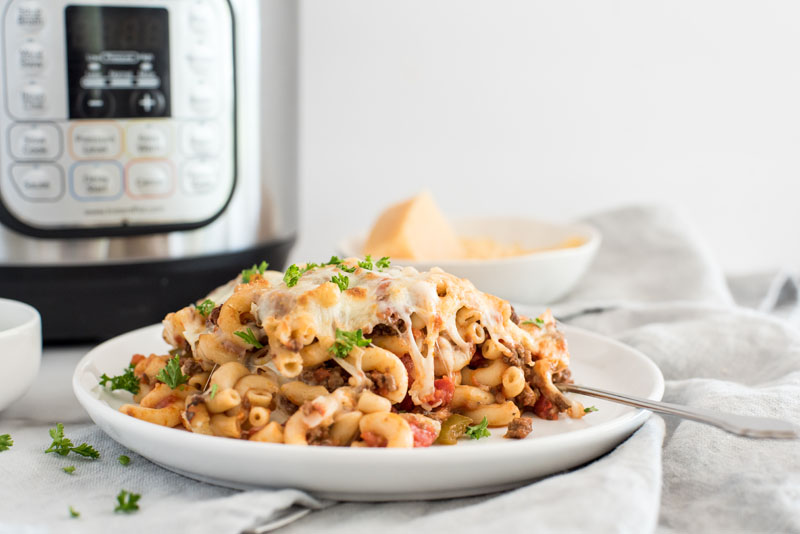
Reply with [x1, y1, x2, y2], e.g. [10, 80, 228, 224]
[2, 205, 799, 534]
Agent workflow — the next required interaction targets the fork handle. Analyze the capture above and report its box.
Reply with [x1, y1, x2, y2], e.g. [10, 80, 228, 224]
[558, 383, 799, 439]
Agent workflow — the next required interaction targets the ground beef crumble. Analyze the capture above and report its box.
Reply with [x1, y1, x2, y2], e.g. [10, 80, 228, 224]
[504, 417, 533, 439]
[300, 365, 347, 392]
[516, 384, 539, 408]
[366, 370, 397, 396]
[307, 425, 334, 446]
[278, 395, 299, 416]
[181, 358, 203, 377]
[552, 368, 572, 384]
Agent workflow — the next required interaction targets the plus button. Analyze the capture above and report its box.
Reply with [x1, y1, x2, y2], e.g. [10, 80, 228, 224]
[138, 93, 156, 113]
[130, 90, 166, 116]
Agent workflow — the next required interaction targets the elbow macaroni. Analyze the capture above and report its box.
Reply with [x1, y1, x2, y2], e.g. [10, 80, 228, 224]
[115, 260, 584, 447]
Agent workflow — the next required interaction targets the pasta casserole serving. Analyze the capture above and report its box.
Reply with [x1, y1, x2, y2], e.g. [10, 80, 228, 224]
[105, 257, 587, 448]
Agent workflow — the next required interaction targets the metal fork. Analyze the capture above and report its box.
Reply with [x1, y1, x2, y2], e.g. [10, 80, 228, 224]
[558, 383, 800, 439]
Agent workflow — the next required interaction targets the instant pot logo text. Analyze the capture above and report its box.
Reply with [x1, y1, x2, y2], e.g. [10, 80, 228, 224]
[83, 205, 164, 217]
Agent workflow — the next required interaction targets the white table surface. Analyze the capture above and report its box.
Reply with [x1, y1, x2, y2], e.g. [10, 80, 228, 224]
[4, 345, 91, 425]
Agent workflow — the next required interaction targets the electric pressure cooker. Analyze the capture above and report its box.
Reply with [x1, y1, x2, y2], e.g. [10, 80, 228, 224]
[0, 0, 298, 341]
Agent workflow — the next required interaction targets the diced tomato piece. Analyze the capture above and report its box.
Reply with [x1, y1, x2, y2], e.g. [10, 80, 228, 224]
[433, 378, 455, 407]
[361, 431, 387, 447]
[397, 394, 415, 412]
[533, 395, 559, 421]
[407, 418, 438, 448]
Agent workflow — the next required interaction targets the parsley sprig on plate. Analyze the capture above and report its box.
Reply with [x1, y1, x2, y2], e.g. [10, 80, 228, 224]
[329, 328, 372, 359]
[284, 262, 321, 287]
[155, 355, 189, 389]
[241, 261, 269, 283]
[99, 364, 140, 395]
[465, 416, 491, 440]
[45, 424, 100, 459]
[331, 273, 350, 291]
[357, 255, 391, 271]
[521, 317, 546, 329]
[326, 256, 356, 273]
[234, 327, 264, 349]
[196, 299, 215, 318]
[0, 433, 12, 452]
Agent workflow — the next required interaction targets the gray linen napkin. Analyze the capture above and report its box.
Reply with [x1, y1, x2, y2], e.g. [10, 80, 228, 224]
[2, 205, 799, 534]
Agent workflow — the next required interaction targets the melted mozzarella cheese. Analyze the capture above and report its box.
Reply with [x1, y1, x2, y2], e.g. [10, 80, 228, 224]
[240, 261, 563, 408]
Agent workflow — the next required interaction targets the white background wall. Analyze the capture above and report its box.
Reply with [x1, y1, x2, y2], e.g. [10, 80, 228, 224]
[293, 1, 800, 273]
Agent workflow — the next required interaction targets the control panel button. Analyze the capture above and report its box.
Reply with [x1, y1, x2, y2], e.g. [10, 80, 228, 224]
[20, 82, 46, 114]
[18, 40, 44, 73]
[70, 124, 122, 159]
[127, 122, 169, 157]
[189, 85, 217, 116]
[188, 2, 214, 36]
[127, 161, 173, 197]
[187, 47, 215, 76]
[76, 90, 115, 119]
[182, 122, 217, 156]
[10, 164, 63, 201]
[182, 160, 218, 194]
[9, 123, 61, 160]
[71, 162, 123, 199]
[130, 90, 167, 117]
[15, 1, 45, 33]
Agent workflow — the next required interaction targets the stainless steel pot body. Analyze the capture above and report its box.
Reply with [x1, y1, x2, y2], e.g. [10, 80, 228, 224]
[0, 0, 298, 339]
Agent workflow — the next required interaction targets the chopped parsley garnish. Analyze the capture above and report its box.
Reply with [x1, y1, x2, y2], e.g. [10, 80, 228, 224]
[45, 424, 100, 459]
[99, 364, 140, 395]
[114, 490, 141, 513]
[465, 416, 491, 440]
[331, 273, 350, 291]
[521, 317, 546, 329]
[241, 261, 269, 283]
[358, 255, 374, 270]
[69, 506, 80, 518]
[324, 256, 357, 272]
[328, 328, 371, 359]
[375, 256, 391, 270]
[118, 455, 131, 466]
[584, 406, 599, 413]
[0, 434, 12, 451]
[233, 327, 264, 349]
[209, 383, 219, 399]
[63, 465, 76, 474]
[284, 262, 321, 287]
[196, 299, 215, 318]
[283, 264, 302, 287]
[155, 355, 189, 389]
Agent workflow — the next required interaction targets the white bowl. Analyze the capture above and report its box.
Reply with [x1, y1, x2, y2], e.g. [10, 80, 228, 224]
[0, 298, 41, 411]
[339, 217, 601, 304]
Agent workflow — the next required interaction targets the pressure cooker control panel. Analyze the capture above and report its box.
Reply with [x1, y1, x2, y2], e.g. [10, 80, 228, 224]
[0, 0, 235, 236]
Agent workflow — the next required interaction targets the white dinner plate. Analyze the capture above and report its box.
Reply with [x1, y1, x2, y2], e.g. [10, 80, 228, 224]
[73, 319, 664, 501]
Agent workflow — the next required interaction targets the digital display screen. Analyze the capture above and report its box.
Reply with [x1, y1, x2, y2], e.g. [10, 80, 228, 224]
[65, 6, 171, 119]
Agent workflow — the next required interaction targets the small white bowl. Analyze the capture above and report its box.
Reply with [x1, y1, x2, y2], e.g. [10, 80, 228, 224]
[0, 298, 41, 411]
[339, 217, 601, 304]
